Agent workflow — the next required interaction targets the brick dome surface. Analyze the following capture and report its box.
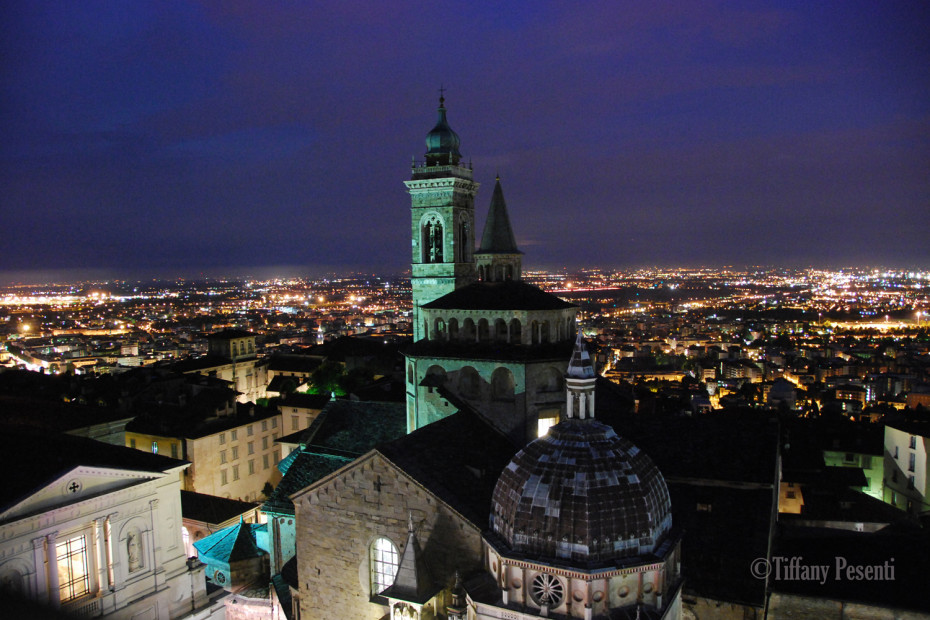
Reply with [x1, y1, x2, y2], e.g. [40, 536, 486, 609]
[490, 418, 672, 567]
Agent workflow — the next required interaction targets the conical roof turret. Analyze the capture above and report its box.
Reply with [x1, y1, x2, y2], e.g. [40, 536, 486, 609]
[478, 177, 521, 254]
[567, 329, 595, 380]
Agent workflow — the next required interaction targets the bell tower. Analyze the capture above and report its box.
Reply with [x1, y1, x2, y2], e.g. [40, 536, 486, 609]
[405, 94, 478, 341]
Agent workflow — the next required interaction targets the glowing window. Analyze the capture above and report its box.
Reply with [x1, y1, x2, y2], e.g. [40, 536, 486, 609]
[537, 416, 558, 438]
[151, 441, 158, 454]
[370, 537, 399, 595]
[57, 534, 89, 602]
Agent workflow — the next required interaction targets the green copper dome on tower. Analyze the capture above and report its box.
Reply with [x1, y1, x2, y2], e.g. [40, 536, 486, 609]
[424, 94, 462, 166]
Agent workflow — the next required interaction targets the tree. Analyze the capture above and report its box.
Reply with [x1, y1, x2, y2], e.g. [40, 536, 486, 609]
[309, 361, 345, 395]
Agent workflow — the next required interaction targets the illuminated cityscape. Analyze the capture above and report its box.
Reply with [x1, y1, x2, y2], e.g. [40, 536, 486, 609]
[2, 2, 929, 618]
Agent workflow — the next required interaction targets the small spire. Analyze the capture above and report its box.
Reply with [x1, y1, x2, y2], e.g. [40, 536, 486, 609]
[439, 84, 446, 107]
[566, 329, 595, 379]
[408, 511, 416, 534]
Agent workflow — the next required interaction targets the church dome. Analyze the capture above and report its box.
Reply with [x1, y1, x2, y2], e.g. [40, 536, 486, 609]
[425, 96, 462, 165]
[489, 418, 672, 568]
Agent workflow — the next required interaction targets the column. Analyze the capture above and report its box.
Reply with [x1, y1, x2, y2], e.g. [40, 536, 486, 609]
[46, 531, 59, 608]
[93, 518, 104, 596]
[31, 536, 48, 606]
[105, 515, 116, 589]
[148, 499, 161, 589]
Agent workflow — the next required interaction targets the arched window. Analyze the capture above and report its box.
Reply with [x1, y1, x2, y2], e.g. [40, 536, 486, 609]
[370, 537, 399, 595]
[491, 367, 515, 402]
[425, 365, 446, 392]
[421, 216, 444, 263]
[477, 319, 490, 343]
[494, 319, 508, 343]
[509, 319, 522, 344]
[434, 318, 446, 340]
[463, 318, 476, 342]
[541, 321, 551, 344]
[448, 318, 459, 341]
[459, 366, 481, 398]
[530, 320, 540, 345]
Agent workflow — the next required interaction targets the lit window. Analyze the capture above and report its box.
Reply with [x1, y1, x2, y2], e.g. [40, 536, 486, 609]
[537, 417, 558, 438]
[151, 441, 158, 454]
[370, 538, 399, 595]
[57, 535, 89, 602]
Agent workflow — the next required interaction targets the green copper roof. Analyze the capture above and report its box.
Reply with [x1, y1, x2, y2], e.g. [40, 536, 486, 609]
[477, 178, 520, 254]
[425, 96, 462, 165]
[193, 519, 266, 563]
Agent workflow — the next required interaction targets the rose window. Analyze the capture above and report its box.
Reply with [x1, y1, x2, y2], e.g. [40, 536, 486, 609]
[530, 573, 564, 607]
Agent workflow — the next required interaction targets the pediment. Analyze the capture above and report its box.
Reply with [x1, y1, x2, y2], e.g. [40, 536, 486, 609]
[0, 465, 163, 523]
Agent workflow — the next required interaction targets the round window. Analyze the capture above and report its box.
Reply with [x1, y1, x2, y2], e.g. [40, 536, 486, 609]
[530, 573, 564, 607]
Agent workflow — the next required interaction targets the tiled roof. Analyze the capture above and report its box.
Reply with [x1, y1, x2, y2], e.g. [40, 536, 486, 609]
[377, 410, 518, 527]
[0, 427, 186, 515]
[267, 354, 323, 373]
[490, 418, 673, 568]
[193, 520, 266, 563]
[421, 280, 574, 311]
[263, 452, 351, 515]
[279, 393, 331, 410]
[180, 490, 256, 525]
[301, 400, 406, 456]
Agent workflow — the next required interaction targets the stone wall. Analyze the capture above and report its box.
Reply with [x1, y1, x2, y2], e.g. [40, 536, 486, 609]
[294, 452, 485, 619]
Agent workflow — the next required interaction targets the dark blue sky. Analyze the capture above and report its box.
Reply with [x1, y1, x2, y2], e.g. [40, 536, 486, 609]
[2, 1, 928, 283]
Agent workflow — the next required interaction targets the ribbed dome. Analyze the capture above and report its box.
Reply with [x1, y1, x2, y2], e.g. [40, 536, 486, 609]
[425, 97, 462, 165]
[490, 419, 672, 567]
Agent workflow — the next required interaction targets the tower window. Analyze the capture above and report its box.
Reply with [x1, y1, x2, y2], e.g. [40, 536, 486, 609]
[370, 537, 399, 595]
[422, 218, 444, 263]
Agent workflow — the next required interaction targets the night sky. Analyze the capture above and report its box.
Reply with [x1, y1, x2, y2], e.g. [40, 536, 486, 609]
[2, 2, 928, 283]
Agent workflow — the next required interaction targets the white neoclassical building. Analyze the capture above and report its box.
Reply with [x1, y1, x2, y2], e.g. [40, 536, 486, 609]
[0, 429, 226, 619]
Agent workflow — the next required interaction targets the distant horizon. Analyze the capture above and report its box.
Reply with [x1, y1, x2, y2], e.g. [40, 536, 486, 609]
[2, 261, 928, 288]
